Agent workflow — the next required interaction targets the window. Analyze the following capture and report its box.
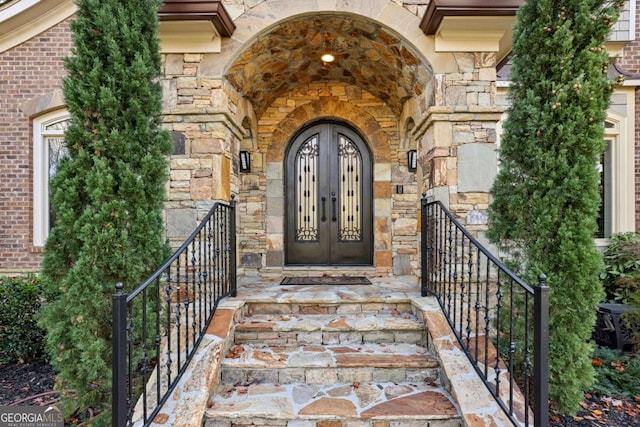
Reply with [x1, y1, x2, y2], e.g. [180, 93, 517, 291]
[595, 113, 635, 244]
[33, 111, 69, 247]
[597, 138, 613, 238]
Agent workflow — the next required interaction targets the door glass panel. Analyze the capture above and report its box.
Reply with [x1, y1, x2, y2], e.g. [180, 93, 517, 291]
[295, 135, 319, 241]
[338, 134, 362, 241]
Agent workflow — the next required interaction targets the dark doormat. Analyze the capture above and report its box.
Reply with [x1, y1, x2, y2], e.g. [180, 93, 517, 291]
[280, 276, 372, 286]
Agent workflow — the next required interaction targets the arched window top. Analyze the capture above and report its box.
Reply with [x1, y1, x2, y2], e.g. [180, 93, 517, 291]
[35, 110, 70, 133]
[44, 118, 70, 132]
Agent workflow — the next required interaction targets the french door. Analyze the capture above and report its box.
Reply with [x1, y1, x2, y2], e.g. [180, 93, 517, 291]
[285, 122, 373, 265]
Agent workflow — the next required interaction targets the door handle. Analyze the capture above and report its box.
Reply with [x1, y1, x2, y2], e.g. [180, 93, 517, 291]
[331, 194, 337, 222]
[321, 196, 326, 222]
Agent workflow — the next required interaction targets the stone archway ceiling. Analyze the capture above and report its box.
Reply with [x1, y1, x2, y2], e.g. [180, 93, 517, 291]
[225, 13, 433, 118]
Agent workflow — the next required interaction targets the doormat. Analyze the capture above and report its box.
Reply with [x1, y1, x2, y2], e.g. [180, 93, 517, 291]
[280, 276, 372, 286]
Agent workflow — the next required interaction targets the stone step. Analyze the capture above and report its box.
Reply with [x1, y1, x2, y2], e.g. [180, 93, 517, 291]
[206, 284, 462, 426]
[205, 381, 462, 427]
[244, 300, 411, 316]
[234, 312, 424, 346]
[244, 286, 411, 315]
[220, 342, 440, 385]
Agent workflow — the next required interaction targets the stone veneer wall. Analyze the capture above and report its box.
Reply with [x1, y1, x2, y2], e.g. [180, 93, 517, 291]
[417, 52, 502, 247]
[160, 54, 243, 249]
[221, 0, 432, 21]
[236, 82, 421, 276]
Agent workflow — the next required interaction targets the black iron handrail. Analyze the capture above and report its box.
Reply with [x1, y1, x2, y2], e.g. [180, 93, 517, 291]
[421, 197, 549, 427]
[112, 197, 236, 427]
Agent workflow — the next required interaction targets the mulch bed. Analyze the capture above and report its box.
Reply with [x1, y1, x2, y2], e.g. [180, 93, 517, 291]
[1, 360, 639, 426]
[0, 361, 58, 405]
[550, 393, 640, 427]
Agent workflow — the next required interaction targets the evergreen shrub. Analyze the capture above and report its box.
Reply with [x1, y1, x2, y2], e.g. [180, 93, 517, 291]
[38, 0, 171, 423]
[0, 275, 46, 364]
[488, 0, 625, 413]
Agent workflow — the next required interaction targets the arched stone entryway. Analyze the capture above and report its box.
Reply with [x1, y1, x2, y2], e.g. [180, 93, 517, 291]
[222, 2, 436, 275]
[164, 0, 505, 277]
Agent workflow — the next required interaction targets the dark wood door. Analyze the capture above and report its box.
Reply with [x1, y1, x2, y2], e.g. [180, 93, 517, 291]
[286, 122, 373, 265]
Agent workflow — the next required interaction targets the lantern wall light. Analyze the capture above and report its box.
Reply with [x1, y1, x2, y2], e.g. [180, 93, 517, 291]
[407, 150, 417, 172]
[239, 151, 251, 173]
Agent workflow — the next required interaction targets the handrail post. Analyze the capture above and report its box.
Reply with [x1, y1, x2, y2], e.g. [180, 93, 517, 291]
[112, 282, 127, 427]
[420, 193, 428, 297]
[229, 195, 237, 297]
[534, 274, 550, 427]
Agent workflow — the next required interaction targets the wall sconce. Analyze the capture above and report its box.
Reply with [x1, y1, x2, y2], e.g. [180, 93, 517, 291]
[239, 151, 251, 173]
[407, 150, 417, 172]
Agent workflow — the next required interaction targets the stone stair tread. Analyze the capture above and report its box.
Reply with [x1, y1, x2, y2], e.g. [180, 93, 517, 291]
[221, 342, 438, 369]
[236, 282, 419, 306]
[206, 381, 460, 421]
[235, 311, 423, 333]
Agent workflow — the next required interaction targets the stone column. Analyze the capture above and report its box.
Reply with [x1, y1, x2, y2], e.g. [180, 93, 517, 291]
[416, 52, 504, 233]
[162, 54, 243, 247]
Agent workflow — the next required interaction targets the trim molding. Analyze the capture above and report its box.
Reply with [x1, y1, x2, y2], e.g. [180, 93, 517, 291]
[420, 0, 522, 35]
[0, 0, 235, 54]
[0, 0, 75, 54]
[159, 0, 235, 37]
[420, 0, 522, 62]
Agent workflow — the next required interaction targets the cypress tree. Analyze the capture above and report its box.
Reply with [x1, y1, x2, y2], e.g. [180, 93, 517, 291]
[488, 0, 624, 413]
[39, 0, 171, 422]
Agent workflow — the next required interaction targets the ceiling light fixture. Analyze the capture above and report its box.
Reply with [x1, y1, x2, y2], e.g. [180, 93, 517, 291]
[321, 53, 335, 63]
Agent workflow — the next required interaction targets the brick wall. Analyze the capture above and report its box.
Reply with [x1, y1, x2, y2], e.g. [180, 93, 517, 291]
[617, 3, 640, 231]
[637, 88, 640, 232]
[0, 19, 72, 273]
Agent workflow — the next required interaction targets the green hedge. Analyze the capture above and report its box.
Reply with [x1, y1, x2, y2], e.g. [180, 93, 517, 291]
[600, 232, 640, 348]
[0, 275, 47, 364]
[591, 346, 640, 398]
[601, 232, 640, 305]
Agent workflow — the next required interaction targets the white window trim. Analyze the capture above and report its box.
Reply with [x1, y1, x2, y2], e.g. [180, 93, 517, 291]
[33, 110, 69, 247]
[596, 107, 636, 246]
